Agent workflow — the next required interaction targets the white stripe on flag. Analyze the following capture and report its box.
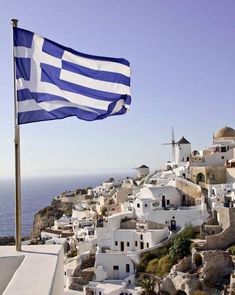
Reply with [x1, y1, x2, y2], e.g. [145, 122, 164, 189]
[18, 100, 101, 114]
[60, 69, 130, 95]
[62, 51, 130, 77]
[110, 99, 125, 115]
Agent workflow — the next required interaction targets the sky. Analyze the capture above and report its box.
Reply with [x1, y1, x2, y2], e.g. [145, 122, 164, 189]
[0, 0, 235, 178]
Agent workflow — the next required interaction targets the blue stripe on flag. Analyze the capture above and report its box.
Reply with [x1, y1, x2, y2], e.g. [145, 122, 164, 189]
[42, 39, 64, 59]
[14, 27, 131, 124]
[62, 60, 130, 85]
[16, 58, 31, 80]
[17, 89, 69, 103]
[40, 63, 130, 103]
[13, 27, 33, 48]
[18, 100, 127, 124]
[41, 35, 129, 66]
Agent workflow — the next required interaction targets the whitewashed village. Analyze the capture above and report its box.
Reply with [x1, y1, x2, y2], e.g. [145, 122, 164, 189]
[25, 126, 235, 295]
[2, 126, 235, 295]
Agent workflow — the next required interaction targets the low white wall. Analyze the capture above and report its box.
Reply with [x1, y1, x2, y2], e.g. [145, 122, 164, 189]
[0, 256, 24, 294]
[95, 252, 134, 281]
[51, 245, 64, 295]
[1, 245, 64, 295]
[145, 205, 209, 228]
[112, 227, 168, 252]
[79, 238, 97, 255]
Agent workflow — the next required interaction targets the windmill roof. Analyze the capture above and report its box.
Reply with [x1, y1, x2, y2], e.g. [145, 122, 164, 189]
[137, 164, 149, 169]
[178, 136, 190, 144]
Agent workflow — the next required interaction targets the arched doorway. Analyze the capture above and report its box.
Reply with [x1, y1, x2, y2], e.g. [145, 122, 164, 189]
[194, 253, 202, 268]
[196, 173, 205, 184]
[175, 291, 187, 295]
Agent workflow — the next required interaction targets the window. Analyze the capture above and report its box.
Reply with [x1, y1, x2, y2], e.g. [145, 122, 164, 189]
[137, 203, 140, 208]
[140, 234, 143, 240]
[135, 241, 138, 247]
[99, 292, 102, 295]
[115, 241, 118, 246]
[126, 264, 130, 272]
[222, 156, 224, 159]
[147, 242, 149, 248]
[187, 157, 189, 161]
[127, 241, 130, 247]
[167, 200, 170, 205]
[113, 265, 119, 270]
[221, 146, 226, 152]
[144, 204, 147, 207]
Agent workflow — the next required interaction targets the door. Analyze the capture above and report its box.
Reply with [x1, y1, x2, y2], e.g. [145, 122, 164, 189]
[120, 241, 124, 251]
[161, 195, 166, 209]
[170, 219, 176, 231]
[113, 265, 119, 279]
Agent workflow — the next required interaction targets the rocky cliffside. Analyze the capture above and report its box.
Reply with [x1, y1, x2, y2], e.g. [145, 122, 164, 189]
[31, 200, 72, 239]
[162, 250, 234, 294]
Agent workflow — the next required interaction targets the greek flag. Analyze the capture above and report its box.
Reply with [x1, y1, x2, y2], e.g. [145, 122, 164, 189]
[13, 28, 131, 124]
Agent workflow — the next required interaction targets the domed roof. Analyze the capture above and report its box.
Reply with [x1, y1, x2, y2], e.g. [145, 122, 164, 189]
[214, 126, 235, 139]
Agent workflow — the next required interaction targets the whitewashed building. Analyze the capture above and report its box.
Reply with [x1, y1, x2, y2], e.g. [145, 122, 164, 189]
[190, 126, 235, 167]
[135, 165, 150, 178]
[175, 136, 191, 165]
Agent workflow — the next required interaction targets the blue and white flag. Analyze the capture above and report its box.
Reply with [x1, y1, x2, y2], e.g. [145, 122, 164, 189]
[13, 28, 131, 124]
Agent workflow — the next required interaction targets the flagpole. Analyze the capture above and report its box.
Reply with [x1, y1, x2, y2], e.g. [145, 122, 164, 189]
[11, 18, 22, 251]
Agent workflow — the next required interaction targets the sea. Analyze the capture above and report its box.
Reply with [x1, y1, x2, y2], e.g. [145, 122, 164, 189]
[0, 173, 129, 237]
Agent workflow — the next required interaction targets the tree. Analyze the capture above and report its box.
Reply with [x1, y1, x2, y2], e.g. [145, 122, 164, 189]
[137, 275, 159, 295]
[169, 236, 191, 263]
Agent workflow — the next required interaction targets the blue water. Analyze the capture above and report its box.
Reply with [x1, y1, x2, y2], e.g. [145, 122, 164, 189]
[0, 173, 127, 237]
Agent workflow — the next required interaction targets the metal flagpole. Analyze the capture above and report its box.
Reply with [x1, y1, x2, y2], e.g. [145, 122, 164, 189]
[11, 18, 22, 251]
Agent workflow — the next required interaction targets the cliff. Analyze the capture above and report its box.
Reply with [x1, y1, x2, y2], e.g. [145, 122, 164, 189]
[31, 200, 72, 239]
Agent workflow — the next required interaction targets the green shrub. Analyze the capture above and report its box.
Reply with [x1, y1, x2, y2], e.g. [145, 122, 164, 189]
[138, 246, 169, 273]
[156, 255, 173, 277]
[178, 225, 194, 239]
[137, 275, 158, 295]
[152, 246, 169, 258]
[145, 258, 159, 273]
[137, 260, 147, 273]
[228, 245, 235, 255]
[169, 236, 191, 263]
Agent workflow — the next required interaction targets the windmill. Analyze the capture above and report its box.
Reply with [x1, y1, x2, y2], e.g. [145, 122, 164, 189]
[162, 127, 176, 162]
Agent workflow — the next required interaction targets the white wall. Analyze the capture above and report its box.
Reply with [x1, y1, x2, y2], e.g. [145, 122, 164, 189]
[1, 245, 64, 295]
[0, 256, 25, 294]
[95, 252, 134, 280]
[96, 212, 134, 248]
[111, 228, 169, 252]
[145, 205, 209, 228]
[190, 148, 234, 167]
[175, 143, 191, 165]
[136, 167, 150, 178]
[134, 186, 181, 217]
[71, 209, 92, 219]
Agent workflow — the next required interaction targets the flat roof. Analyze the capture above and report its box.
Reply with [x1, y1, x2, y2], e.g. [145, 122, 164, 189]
[0, 245, 63, 295]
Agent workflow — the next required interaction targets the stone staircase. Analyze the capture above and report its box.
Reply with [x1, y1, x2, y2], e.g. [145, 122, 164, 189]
[69, 254, 96, 291]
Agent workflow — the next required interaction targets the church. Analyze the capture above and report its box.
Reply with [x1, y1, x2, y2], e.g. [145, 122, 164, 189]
[189, 126, 235, 186]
